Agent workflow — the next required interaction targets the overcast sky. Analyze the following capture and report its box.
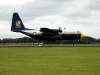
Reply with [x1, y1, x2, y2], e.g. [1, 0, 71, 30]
[0, 0, 100, 39]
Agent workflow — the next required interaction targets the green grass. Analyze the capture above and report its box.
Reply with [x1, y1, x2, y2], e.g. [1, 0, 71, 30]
[0, 46, 100, 75]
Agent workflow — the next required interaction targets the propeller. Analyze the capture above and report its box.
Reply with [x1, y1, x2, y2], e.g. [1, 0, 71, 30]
[63, 27, 66, 30]
[58, 26, 62, 32]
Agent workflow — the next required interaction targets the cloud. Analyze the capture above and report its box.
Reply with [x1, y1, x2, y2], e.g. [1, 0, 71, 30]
[22, 2, 60, 16]
[18, 0, 73, 20]
[0, 0, 74, 21]
[63, 10, 91, 18]
[37, 0, 73, 2]
[0, 0, 100, 39]
[0, 0, 33, 5]
[88, 0, 100, 10]
[61, 0, 92, 18]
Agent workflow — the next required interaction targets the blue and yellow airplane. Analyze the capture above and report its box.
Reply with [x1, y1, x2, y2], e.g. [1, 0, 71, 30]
[11, 13, 86, 41]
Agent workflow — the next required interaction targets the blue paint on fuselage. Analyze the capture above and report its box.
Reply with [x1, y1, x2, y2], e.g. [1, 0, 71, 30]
[30, 33, 81, 40]
[21, 31, 81, 41]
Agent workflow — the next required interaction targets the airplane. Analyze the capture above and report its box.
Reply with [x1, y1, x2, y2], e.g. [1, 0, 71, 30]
[11, 13, 86, 41]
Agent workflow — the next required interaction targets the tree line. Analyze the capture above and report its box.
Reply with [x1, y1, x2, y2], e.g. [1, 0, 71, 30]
[0, 36, 100, 44]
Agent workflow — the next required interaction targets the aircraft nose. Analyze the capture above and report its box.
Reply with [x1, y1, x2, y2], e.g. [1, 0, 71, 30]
[81, 33, 86, 39]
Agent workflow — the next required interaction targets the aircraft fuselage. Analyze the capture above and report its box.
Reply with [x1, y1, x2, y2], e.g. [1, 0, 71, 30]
[20, 31, 85, 41]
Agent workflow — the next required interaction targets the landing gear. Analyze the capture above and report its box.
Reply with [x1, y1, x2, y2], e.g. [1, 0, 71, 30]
[78, 39, 80, 41]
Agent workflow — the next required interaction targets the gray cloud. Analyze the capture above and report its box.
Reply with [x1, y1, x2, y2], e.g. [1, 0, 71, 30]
[0, 4, 21, 21]
[18, 0, 66, 20]
[0, 6, 12, 20]
[37, 0, 73, 2]
[14, 0, 74, 20]
[88, 0, 100, 10]
[0, 0, 74, 21]
[64, 10, 91, 18]
[0, 0, 100, 39]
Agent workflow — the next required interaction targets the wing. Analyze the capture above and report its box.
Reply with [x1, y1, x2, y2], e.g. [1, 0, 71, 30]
[40, 28, 52, 32]
[40, 28, 55, 35]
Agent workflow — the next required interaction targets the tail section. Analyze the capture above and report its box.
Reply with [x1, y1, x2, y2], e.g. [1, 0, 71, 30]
[11, 12, 33, 32]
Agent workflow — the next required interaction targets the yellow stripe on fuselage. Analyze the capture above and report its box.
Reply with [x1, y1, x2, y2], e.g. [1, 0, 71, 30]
[62, 31, 81, 34]
[37, 32, 82, 35]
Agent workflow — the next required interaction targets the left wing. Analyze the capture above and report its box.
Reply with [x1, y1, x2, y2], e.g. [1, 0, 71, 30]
[40, 28, 55, 36]
[40, 28, 52, 32]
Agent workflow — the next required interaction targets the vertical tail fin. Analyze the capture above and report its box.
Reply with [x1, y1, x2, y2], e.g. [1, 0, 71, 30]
[11, 13, 33, 32]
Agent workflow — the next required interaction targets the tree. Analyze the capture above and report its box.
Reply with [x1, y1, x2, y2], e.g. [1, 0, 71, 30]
[0, 36, 98, 44]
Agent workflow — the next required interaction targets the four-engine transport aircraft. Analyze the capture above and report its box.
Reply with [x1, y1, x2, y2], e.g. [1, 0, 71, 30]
[11, 13, 86, 41]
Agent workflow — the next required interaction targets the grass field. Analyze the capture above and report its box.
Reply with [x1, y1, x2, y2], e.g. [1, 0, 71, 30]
[0, 45, 100, 75]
